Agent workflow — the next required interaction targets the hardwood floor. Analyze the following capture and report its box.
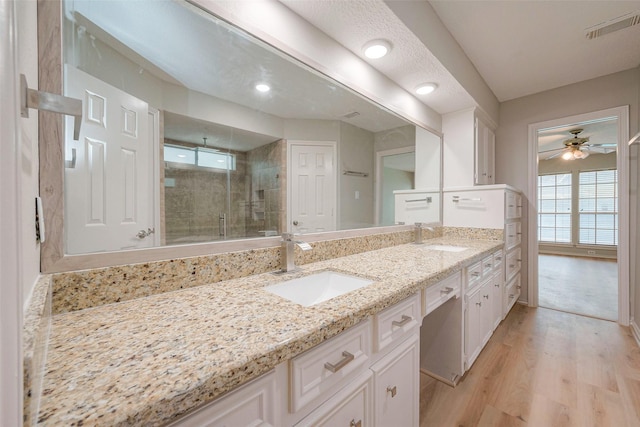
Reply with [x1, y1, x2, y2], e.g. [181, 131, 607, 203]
[420, 304, 640, 427]
[538, 254, 618, 321]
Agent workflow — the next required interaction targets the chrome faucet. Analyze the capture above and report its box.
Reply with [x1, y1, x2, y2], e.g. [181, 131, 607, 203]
[281, 233, 312, 272]
[414, 222, 436, 244]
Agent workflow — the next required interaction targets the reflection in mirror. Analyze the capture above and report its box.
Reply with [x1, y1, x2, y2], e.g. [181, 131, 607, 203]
[61, 0, 441, 255]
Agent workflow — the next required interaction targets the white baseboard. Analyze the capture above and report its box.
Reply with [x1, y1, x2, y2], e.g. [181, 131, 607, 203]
[631, 319, 640, 349]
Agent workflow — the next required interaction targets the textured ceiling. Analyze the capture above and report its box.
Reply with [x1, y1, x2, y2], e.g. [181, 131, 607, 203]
[430, 0, 640, 101]
[72, 0, 410, 148]
[282, 0, 640, 108]
[280, 0, 476, 115]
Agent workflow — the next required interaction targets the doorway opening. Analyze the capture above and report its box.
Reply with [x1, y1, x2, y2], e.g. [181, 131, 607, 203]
[528, 106, 629, 324]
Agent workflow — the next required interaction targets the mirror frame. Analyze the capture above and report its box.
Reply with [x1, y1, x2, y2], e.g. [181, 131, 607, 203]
[37, 0, 443, 273]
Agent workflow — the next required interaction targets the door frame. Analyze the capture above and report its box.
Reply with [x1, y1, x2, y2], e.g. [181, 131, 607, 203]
[527, 106, 630, 325]
[1, 0, 23, 423]
[286, 140, 338, 233]
[374, 146, 415, 225]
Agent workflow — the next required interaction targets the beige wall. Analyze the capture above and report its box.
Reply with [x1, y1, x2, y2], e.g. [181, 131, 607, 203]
[339, 122, 375, 229]
[497, 68, 640, 309]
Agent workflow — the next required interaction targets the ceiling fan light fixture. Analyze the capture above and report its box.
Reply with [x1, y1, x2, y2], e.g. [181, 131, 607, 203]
[363, 39, 391, 59]
[562, 151, 575, 160]
[415, 83, 438, 95]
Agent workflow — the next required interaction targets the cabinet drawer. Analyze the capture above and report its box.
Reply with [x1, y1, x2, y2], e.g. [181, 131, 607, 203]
[295, 371, 372, 427]
[290, 320, 371, 413]
[492, 249, 504, 271]
[481, 254, 496, 275]
[506, 248, 521, 281]
[505, 222, 521, 250]
[169, 371, 276, 427]
[375, 293, 420, 352]
[506, 191, 519, 219]
[423, 271, 461, 317]
[504, 274, 521, 315]
[467, 261, 483, 289]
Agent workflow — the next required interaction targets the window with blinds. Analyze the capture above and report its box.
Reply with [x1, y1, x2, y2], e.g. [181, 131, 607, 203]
[538, 173, 572, 243]
[579, 169, 618, 246]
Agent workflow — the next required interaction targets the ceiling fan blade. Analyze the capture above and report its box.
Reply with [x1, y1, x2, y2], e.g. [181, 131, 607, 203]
[584, 146, 616, 154]
[586, 143, 617, 147]
[538, 147, 566, 154]
[542, 151, 566, 160]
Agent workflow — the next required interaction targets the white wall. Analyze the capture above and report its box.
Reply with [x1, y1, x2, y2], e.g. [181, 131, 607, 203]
[497, 68, 640, 305]
[415, 126, 441, 190]
[442, 108, 475, 189]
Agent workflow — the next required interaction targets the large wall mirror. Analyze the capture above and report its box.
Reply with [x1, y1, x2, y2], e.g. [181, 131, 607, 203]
[40, 0, 442, 271]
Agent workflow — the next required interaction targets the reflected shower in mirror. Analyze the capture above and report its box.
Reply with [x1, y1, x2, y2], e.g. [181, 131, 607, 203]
[61, 0, 441, 254]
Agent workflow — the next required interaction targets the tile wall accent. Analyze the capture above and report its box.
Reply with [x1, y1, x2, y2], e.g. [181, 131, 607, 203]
[50, 226, 499, 314]
[443, 227, 503, 241]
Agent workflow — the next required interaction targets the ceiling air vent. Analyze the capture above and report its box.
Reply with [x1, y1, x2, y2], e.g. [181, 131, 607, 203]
[585, 11, 640, 39]
[341, 111, 360, 119]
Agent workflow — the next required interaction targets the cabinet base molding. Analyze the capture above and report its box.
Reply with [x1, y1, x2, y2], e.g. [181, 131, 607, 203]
[419, 368, 458, 387]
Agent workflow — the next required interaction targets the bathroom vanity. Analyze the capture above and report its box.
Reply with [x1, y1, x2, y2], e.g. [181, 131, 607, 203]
[34, 237, 505, 426]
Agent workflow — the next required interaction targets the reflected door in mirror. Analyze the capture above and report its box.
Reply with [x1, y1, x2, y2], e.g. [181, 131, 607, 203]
[64, 66, 157, 253]
[290, 143, 336, 233]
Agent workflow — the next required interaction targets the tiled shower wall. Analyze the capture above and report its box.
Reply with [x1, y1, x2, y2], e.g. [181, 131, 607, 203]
[163, 139, 285, 244]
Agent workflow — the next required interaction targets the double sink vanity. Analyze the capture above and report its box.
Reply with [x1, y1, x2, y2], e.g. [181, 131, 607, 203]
[33, 234, 510, 426]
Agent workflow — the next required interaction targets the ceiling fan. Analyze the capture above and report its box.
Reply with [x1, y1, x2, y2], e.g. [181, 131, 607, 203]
[539, 128, 617, 160]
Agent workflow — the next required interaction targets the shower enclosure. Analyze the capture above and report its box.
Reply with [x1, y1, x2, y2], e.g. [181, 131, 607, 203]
[163, 137, 285, 245]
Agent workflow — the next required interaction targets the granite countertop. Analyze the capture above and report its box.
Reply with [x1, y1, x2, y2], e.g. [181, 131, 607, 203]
[36, 237, 502, 426]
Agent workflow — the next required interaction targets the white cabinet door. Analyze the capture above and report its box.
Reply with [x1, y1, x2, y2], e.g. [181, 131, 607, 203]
[474, 119, 495, 185]
[169, 372, 276, 427]
[465, 285, 483, 369]
[295, 371, 372, 427]
[490, 272, 503, 329]
[371, 334, 419, 427]
[465, 279, 495, 370]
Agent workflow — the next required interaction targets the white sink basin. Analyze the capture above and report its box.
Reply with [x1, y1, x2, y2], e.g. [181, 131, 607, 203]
[423, 245, 469, 252]
[264, 271, 374, 307]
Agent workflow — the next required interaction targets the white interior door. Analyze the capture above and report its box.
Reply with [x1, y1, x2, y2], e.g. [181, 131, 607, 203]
[289, 142, 336, 233]
[64, 65, 154, 253]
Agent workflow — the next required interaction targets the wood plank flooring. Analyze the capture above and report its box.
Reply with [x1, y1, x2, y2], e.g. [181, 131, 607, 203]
[420, 304, 640, 427]
[538, 254, 617, 321]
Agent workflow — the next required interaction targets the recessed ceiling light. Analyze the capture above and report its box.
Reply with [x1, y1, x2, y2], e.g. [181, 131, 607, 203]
[415, 83, 438, 95]
[255, 83, 270, 92]
[363, 39, 391, 59]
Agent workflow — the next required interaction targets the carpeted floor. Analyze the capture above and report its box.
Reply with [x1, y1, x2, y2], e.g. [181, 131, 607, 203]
[538, 254, 617, 321]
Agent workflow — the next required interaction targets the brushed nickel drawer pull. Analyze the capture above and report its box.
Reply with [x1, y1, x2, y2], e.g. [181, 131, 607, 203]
[350, 419, 362, 427]
[392, 314, 412, 327]
[324, 351, 355, 373]
[440, 287, 455, 296]
[387, 385, 397, 397]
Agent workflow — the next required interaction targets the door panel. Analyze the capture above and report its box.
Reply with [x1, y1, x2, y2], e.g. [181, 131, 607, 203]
[290, 143, 336, 233]
[65, 65, 154, 253]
